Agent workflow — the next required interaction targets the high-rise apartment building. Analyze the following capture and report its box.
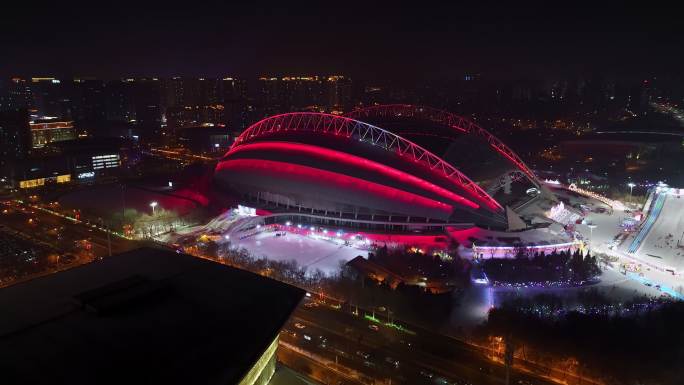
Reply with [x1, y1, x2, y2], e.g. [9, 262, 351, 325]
[0, 108, 31, 172]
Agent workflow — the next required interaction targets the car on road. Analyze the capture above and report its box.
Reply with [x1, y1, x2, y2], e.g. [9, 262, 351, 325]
[368, 324, 379, 331]
[363, 360, 375, 368]
[294, 322, 306, 329]
[385, 356, 400, 369]
[419, 370, 434, 379]
[434, 377, 452, 385]
[60, 254, 76, 264]
[356, 350, 370, 360]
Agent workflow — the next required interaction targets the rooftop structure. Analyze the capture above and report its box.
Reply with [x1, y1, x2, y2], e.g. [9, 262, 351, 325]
[0, 247, 304, 385]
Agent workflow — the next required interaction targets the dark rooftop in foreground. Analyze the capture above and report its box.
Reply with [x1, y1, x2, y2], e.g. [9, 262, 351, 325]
[0, 247, 304, 385]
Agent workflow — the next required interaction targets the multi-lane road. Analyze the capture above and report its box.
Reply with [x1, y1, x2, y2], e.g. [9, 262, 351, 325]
[278, 296, 590, 385]
[0, 200, 139, 286]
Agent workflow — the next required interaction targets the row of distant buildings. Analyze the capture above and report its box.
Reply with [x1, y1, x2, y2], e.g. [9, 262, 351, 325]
[0, 75, 354, 190]
[0, 75, 353, 136]
[0, 106, 136, 191]
[1, 74, 664, 141]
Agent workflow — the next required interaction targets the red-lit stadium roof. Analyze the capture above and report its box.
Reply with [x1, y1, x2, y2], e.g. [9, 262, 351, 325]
[229, 112, 503, 212]
[216, 110, 538, 229]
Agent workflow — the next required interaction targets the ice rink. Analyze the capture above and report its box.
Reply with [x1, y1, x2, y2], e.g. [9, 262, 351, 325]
[228, 231, 368, 276]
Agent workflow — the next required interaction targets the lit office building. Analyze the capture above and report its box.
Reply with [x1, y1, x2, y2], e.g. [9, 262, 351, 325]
[91, 153, 120, 170]
[30, 77, 68, 118]
[29, 120, 76, 148]
[0, 108, 31, 165]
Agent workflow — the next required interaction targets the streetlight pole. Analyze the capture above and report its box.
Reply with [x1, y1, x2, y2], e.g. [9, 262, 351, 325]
[150, 201, 158, 215]
[107, 226, 112, 257]
[587, 224, 597, 254]
[121, 183, 125, 222]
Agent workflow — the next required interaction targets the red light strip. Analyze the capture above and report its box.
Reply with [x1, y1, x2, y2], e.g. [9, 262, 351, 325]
[216, 158, 453, 214]
[229, 112, 503, 212]
[225, 141, 480, 209]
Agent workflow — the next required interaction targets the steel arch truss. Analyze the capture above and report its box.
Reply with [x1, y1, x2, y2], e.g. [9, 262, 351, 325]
[229, 112, 504, 212]
[485, 170, 529, 196]
[345, 105, 539, 186]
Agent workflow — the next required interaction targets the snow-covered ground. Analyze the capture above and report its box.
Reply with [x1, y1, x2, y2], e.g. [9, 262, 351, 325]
[632, 194, 684, 271]
[227, 231, 367, 276]
[577, 207, 625, 247]
[572, 190, 684, 298]
[161, 212, 367, 276]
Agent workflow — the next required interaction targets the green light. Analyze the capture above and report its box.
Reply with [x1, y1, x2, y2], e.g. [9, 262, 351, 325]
[363, 314, 416, 335]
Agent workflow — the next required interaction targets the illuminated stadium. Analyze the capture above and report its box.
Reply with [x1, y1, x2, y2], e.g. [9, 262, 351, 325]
[214, 105, 548, 235]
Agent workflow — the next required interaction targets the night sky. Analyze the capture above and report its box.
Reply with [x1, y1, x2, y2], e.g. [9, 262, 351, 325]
[2, 2, 682, 80]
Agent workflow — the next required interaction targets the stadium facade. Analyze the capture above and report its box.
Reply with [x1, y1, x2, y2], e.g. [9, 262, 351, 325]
[215, 105, 545, 234]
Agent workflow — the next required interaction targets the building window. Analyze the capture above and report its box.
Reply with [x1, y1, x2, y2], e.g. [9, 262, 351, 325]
[92, 154, 120, 170]
[56, 174, 71, 183]
[19, 178, 46, 189]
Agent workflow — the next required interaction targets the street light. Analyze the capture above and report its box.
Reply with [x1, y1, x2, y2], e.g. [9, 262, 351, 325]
[587, 224, 597, 250]
[150, 201, 158, 215]
[628, 182, 636, 197]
